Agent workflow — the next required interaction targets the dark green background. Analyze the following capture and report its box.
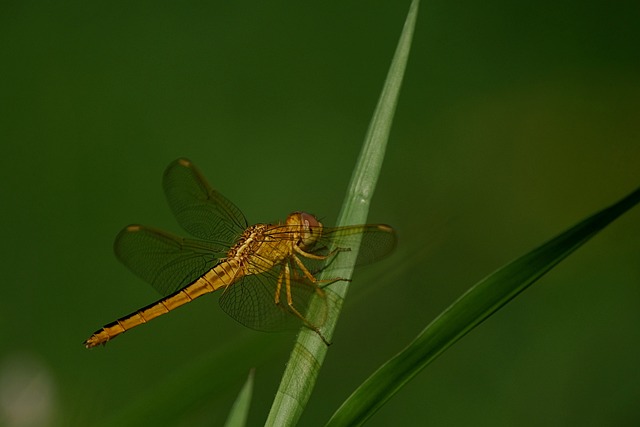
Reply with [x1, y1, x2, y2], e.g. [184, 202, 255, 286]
[1, 1, 639, 426]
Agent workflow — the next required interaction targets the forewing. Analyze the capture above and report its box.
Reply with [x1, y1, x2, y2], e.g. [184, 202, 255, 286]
[163, 158, 248, 246]
[308, 224, 397, 273]
[114, 225, 226, 296]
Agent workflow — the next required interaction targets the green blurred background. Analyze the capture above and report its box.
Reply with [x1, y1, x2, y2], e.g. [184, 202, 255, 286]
[1, 1, 639, 426]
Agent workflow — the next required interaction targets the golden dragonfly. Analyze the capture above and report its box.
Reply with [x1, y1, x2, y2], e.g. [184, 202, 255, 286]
[84, 158, 396, 348]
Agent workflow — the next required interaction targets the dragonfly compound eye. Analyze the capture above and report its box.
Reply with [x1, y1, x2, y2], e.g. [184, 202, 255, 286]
[299, 212, 322, 248]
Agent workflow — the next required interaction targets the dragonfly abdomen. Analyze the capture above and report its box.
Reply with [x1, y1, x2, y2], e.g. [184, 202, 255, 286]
[83, 261, 242, 348]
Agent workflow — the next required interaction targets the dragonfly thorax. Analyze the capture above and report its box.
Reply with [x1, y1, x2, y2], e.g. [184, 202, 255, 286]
[227, 223, 269, 259]
[225, 223, 291, 275]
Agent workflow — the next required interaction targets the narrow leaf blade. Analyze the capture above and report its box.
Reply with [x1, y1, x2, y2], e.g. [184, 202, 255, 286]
[224, 369, 255, 427]
[326, 187, 640, 426]
[264, 1, 420, 425]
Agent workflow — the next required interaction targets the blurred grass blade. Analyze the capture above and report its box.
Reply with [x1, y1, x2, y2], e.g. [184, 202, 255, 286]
[326, 187, 640, 427]
[265, 1, 419, 426]
[224, 369, 255, 427]
[96, 334, 278, 427]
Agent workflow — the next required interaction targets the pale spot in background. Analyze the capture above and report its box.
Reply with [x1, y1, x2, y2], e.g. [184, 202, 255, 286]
[0, 353, 56, 427]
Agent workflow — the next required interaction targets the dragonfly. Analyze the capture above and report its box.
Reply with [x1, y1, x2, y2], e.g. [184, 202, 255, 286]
[84, 158, 396, 348]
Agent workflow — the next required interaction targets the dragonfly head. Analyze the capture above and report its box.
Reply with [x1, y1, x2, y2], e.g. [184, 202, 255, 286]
[287, 211, 323, 250]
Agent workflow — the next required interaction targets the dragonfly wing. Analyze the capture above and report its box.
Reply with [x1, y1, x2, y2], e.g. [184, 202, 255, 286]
[310, 224, 397, 270]
[114, 225, 225, 296]
[163, 158, 248, 246]
[218, 268, 327, 332]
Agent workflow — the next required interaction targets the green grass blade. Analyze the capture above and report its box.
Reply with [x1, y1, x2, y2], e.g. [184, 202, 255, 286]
[95, 334, 279, 427]
[264, 1, 420, 426]
[326, 187, 640, 426]
[224, 370, 255, 427]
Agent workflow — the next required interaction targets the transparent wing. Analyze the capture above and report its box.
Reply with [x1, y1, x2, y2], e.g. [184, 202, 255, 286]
[163, 158, 248, 246]
[114, 225, 226, 296]
[316, 223, 397, 265]
[218, 264, 329, 333]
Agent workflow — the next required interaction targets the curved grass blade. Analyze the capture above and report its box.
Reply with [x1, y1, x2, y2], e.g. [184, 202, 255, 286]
[265, 1, 420, 425]
[325, 187, 640, 426]
[224, 369, 255, 427]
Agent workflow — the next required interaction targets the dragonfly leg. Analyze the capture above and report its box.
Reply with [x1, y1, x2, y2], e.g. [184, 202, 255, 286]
[294, 245, 349, 261]
[283, 263, 331, 346]
[274, 267, 284, 305]
[292, 254, 349, 292]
